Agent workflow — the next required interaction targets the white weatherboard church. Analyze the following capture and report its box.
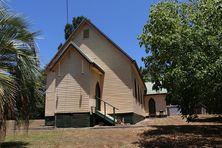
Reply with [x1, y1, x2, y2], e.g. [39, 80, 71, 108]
[45, 19, 167, 127]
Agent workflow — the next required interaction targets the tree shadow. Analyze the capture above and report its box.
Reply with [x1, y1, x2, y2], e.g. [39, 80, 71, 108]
[190, 116, 222, 123]
[0, 141, 29, 148]
[133, 125, 222, 147]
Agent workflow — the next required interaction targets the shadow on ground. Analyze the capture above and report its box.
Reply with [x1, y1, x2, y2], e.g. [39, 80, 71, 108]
[0, 141, 29, 148]
[134, 125, 222, 147]
[190, 116, 222, 123]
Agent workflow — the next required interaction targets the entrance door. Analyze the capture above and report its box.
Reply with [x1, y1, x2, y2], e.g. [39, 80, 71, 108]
[95, 83, 101, 111]
[149, 98, 156, 116]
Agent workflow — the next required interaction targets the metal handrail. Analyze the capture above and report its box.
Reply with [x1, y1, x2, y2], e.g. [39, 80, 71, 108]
[95, 97, 119, 124]
[96, 97, 119, 110]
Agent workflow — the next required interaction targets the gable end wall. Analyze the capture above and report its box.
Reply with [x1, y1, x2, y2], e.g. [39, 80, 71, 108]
[73, 24, 134, 114]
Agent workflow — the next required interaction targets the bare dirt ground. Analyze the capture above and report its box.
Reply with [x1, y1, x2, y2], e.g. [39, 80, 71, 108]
[2, 115, 222, 148]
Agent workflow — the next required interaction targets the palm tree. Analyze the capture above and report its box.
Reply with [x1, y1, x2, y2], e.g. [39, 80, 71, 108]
[0, 2, 41, 141]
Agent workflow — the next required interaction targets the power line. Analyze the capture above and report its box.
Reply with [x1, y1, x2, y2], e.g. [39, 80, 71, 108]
[66, 0, 69, 24]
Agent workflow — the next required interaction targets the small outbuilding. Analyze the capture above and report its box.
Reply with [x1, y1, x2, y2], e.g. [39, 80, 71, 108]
[144, 82, 167, 117]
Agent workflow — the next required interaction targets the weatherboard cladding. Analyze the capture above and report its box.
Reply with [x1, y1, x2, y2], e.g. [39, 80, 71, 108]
[54, 46, 90, 113]
[47, 42, 104, 74]
[45, 20, 148, 118]
[131, 67, 146, 116]
[45, 71, 56, 116]
[73, 23, 136, 114]
[52, 19, 145, 88]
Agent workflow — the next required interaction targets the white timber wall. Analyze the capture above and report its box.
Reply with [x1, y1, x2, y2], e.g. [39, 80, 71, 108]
[73, 24, 134, 114]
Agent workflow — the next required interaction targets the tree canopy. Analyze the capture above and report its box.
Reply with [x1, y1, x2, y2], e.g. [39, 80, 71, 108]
[64, 16, 86, 40]
[139, 0, 222, 117]
[0, 2, 42, 141]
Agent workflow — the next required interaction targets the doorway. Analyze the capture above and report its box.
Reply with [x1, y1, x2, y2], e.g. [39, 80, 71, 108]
[95, 83, 101, 111]
[149, 98, 156, 117]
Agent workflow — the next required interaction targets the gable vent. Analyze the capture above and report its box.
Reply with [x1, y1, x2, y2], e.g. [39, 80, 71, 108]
[83, 29, 89, 39]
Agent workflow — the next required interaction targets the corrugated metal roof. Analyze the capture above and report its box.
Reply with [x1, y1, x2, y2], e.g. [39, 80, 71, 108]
[145, 82, 167, 95]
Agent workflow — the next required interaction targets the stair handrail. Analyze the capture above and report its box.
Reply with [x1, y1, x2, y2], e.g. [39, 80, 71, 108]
[96, 97, 119, 110]
[95, 97, 119, 124]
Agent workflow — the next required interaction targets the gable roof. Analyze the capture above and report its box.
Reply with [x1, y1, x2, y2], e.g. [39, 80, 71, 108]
[145, 82, 167, 95]
[84, 20, 145, 88]
[46, 19, 145, 87]
[46, 42, 104, 74]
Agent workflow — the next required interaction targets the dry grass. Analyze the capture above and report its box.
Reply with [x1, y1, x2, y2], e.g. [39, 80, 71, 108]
[1, 115, 222, 148]
[3, 127, 149, 148]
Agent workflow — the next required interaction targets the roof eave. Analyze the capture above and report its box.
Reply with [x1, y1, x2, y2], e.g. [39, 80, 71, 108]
[92, 63, 105, 74]
[145, 93, 168, 96]
[46, 19, 88, 71]
[46, 42, 104, 74]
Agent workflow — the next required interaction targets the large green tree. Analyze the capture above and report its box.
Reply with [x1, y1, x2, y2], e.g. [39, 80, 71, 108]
[0, 2, 42, 141]
[139, 66, 151, 82]
[139, 0, 222, 117]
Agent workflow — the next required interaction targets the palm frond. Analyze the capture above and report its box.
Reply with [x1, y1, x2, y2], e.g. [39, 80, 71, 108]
[0, 2, 41, 142]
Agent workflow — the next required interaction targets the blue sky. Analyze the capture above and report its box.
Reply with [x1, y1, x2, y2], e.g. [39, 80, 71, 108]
[10, 0, 159, 68]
